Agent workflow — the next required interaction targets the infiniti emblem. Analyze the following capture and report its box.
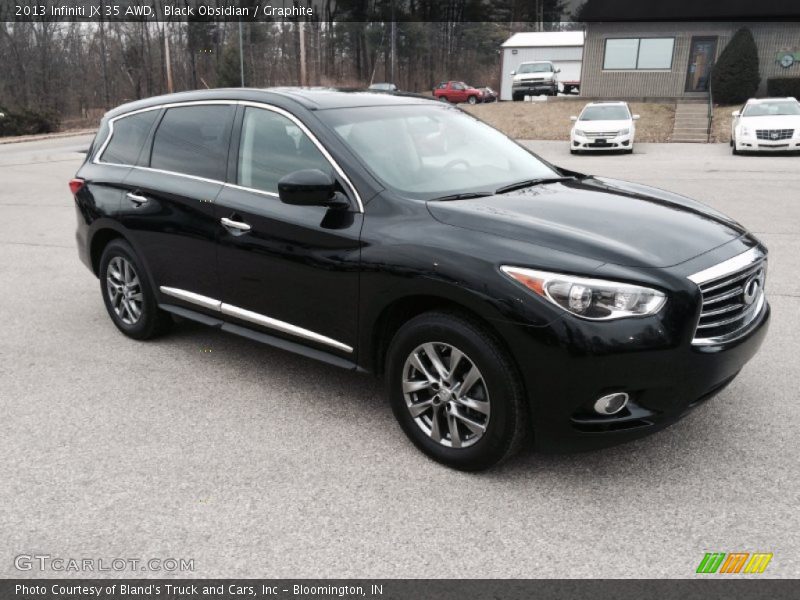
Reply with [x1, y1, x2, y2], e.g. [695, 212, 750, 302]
[743, 272, 762, 305]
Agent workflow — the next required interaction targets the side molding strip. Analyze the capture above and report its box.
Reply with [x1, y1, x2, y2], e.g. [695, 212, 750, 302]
[158, 286, 353, 354]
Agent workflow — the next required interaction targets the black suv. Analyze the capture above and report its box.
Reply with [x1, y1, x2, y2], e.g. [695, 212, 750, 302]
[72, 89, 769, 470]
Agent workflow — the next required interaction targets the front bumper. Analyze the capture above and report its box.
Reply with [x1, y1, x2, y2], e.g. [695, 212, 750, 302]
[572, 133, 633, 151]
[736, 135, 800, 152]
[513, 81, 556, 95]
[492, 298, 770, 453]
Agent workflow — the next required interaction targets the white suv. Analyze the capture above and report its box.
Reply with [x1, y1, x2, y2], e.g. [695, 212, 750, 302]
[570, 102, 639, 154]
[731, 97, 800, 155]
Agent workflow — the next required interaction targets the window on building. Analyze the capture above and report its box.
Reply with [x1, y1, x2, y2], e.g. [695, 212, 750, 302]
[100, 110, 158, 165]
[603, 38, 675, 70]
[150, 104, 234, 181]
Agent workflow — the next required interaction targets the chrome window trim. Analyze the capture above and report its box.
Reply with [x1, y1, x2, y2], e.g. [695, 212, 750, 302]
[94, 99, 363, 212]
[687, 247, 765, 285]
[159, 286, 353, 354]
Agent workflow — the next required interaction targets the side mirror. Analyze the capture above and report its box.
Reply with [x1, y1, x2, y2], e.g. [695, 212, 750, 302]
[632, 114, 640, 120]
[510, 70, 516, 76]
[570, 116, 578, 121]
[731, 110, 740, 117]
[278, 169, 343, 208]
[555, 68, 561, 73]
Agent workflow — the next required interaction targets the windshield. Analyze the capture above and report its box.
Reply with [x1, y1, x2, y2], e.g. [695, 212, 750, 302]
[743, 101, 800, 116]
[518, 63, 552, 74]
[318, 105, 560, 199]
[579, 105, 631, 121]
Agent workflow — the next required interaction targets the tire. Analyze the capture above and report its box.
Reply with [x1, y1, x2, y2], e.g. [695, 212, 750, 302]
[438, 96, 449, 103]
[732, 145, 740, 155]
[512, 93, 521, 102]
[467, 95, 477, 105]
[570, 149, 578, 155]
[99, 239, 172, 340]
[385, 311, 528, 471]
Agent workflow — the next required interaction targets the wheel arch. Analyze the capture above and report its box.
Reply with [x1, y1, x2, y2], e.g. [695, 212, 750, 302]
[366, 293, 520, 380]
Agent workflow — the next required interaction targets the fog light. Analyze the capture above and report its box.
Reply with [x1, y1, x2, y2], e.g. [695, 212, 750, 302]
[594, 392, 629, 415]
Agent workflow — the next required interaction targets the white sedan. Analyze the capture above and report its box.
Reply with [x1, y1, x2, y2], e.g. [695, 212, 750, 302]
[731, 97, 800, 154]
[570, 101, 639, 154]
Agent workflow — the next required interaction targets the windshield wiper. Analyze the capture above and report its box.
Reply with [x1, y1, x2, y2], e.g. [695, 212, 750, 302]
[432, 192, 493, 202]
[495, 176, 575, 195]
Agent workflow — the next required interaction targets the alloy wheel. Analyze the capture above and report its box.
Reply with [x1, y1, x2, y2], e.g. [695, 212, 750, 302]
[106, 256, 143, 325]
[402, 342, 490, 448]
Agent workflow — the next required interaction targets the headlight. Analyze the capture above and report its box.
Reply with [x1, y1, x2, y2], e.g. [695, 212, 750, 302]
[574, 129, 586, 137]
[618, 128, 630, 136]
[739, 126, 750, 137]
[500, 266, 667, 320]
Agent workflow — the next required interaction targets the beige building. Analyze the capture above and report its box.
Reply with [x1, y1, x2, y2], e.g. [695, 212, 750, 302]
[580, 22, 800, 99]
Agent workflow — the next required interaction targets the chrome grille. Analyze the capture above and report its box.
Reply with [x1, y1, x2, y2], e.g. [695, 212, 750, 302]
[587, 131, 619, 137]
[688, 248, 767, 346]
[756, 129, 794, 140]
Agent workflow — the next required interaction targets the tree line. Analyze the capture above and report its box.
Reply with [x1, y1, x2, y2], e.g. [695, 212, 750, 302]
[0, 0, 577, 128]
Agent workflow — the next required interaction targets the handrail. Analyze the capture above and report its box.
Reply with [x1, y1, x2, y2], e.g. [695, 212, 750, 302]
[707, 63, 714, 143]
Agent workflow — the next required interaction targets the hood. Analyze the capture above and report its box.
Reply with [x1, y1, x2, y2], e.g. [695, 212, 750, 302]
[739, 115, 800, 129]
[575, 119, 631, 132]
[427, 177, 747, 268]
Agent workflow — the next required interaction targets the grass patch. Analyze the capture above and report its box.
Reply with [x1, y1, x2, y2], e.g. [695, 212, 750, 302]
[711, 105, 739, 143]
[464, 101, 676, 142]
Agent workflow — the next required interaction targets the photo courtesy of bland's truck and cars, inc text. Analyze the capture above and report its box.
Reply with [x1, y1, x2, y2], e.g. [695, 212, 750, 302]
[1, 0, 799, 598]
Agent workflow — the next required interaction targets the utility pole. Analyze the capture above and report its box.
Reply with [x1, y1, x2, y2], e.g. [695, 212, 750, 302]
[164, 25, 174, 93]
[238, 21, 245, 87]
[299, 22, 307, 86]
[390, 1, 396, 83]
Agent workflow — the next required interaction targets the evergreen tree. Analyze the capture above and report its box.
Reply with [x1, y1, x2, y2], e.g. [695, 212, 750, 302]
[711, 28, 761, 104]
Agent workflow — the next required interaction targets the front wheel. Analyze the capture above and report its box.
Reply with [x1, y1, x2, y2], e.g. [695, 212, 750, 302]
[99, 239, 172, 340]
[386, 312, 528, 471]
[467, 95, 477, 105]
[438, 96, 449, 103]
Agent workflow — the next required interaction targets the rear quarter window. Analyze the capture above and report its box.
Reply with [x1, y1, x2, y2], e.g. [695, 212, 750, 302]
[99, 110, 158, 165]
[149, 104, 235, 181]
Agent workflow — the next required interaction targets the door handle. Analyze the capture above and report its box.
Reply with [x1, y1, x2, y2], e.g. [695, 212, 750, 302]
[220, 217, 252, 232]
[126, 192, 148, 206]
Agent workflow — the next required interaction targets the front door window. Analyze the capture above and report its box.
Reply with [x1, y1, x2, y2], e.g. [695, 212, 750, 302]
[685, 37, 717, 92]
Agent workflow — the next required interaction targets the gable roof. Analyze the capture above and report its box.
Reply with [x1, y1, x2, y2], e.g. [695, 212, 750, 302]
[501, 31, 585, 49]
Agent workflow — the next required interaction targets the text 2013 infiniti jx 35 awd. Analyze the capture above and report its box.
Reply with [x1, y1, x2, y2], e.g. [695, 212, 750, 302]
[71, 89, 769, 470]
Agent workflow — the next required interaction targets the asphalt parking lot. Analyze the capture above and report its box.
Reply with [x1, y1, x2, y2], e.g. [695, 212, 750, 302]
[1, 136, 798, 578]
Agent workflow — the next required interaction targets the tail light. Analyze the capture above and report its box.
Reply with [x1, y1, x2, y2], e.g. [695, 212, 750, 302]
[69, 178, 85, 195]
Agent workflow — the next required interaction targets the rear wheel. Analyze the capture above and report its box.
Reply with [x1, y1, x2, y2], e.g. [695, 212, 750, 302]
[386, 312, 528, 471]
[99, 239, 172, 340]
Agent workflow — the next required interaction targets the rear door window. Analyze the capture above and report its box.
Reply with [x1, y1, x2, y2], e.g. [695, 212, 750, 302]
[149, 104, 235, 181]
[237, 107, 332, 195]
[100, 110, 158, 165]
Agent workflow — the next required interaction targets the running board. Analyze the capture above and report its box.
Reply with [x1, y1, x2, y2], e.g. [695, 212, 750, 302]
[159, 303, 359, 371]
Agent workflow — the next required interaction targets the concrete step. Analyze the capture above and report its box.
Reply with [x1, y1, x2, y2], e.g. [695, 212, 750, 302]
[671, 137, 709, 142]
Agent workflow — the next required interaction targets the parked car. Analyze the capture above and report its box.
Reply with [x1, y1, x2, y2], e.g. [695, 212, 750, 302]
[510, 61, 559, 100]
[570, 101, 639, 154]
[731, 97, 800, 155]
[368, 82, 398, 92]
[433, 81, 484, 104]
[72, 89, 769, 471]
[480, 87, 498, 103]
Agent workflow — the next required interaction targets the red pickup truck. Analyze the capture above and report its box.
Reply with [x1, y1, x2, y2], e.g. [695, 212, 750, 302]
[433, 81, 485, 105]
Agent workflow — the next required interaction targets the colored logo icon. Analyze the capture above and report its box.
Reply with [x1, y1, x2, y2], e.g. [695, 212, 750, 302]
[696, 552, 773, 574]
